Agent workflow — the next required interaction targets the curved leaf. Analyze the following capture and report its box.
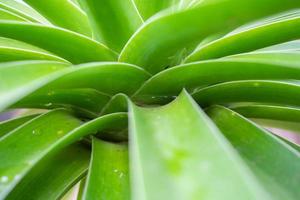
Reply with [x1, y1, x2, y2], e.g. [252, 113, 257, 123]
[193, 80, 300, 108]
[79, 0, 142, 52]
[120, 0, 300, 73]
[0, 60, 69, 110]
[36, 62, 151, 96]
[256, 40, 300, 52]
[0, 60, 68, 92]
[135, 54, 300, 100]
[1, 62, 150, 113]
[23, 0, 92, 37]
[6, 143, 90, 200]
[0, 114, 39, 138]
[0, 109, 82, 199]
[0, 0, 50, 24]
[129, 90, 269, 200]
[207, 106, 300, 200]
[0, 21, 117, 64]
[231, 104, 300, 122]
[101, 94, 129, 115]
[186, 13, 300, 62]
[0, 37, 68, 62]
[13, 88, 110, 118]
[0, 8, 28, 21]
[82, 138, 129, 200]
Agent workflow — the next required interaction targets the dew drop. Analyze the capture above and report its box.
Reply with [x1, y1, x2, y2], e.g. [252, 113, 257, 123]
[47, 91, 54, 96]
[44, 103, 53, 107]
[57, 130, 64, 135]
[119, 172, 124, 178]
[32, 130, 39, 135]
[253, 82, 260, 87]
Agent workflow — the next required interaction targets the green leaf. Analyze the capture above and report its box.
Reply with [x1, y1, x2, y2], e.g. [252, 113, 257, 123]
[256, 40, 300, 52]
[135, 54, 300, 101]
[13, 88, 110, 118]
[101, 94, 129, 115]
[0, 111, 125, 199]
[36, 62, 151, 96]
[276, 135, 300, 152]
[0, 21, 117, 64]
[6, 143, 90, 200]
[129, 90, 269, 199]
[49, 112, 128, 149]
[192, 80, 300, 108]
[120, 0, 300, 74]
[0, 8, 28, 21]
[0, 109, 82, 199]
[133, 0, 202, 20]
[77, 178, 86, 200]
[186, 12, 300, 62]
[1, 62, 150, 113]
[207, 106, 300, 199]
[0, 37, 68, 62]
[79, 0, 142, 52]
[0, 60, 69, 111]
[23, 0, 92, 37]
[0, 114, 39, 138]
[231, 104, 300, 122]
[0, 0, 50, 24]
[82, 137, 129, 200]
[133, 0, 175, 20]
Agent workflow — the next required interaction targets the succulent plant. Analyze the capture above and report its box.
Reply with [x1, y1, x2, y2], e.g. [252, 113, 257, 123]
[0, 0, 300, 199]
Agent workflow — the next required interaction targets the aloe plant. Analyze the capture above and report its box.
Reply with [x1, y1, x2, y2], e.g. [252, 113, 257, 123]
[0, 0, 300, 199]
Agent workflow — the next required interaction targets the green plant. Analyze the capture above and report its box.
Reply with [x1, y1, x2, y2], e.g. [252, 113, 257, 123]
[0, 0, 300, 199]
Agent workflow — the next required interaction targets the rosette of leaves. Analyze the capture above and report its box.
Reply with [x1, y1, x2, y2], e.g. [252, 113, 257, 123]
[0, 0, 300, 199]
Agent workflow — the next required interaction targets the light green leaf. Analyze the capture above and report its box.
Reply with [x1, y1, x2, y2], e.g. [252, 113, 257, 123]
[23, 0, 92, 37]
[6, 143, 90, 200]
[0, 0, 50, 24]
[0, 60, 69, 111]
[193, 80, 300, 108]
[133, 0, 176, 20]
[207, 106, 300, 199]
[135, 54, 300, 101]
[13, 88, 110, 118]
[0, 109, 82, 199]
[101, 94, 129, 115]
[0, 114, 39, 138]
[0, 37, 68, 62]
[82, 137, 129, 200]
[0, 109, 127, 199]
[120, 0, 300, 73]
[0, 21, 117, 64]
[49, 112, 128, 149]
[79, 0, 142, 52]
[129, 90, 269, 200]
[77, 178, 86, 200]
[256, 40, 300, 52]
[185, 12, 300, 62]
[36, 62, 151, 96]
[0, 8, 28, 21]
[231, 104, 300, 122]
[1, 62, 149, 114]
[133, 0, 202, 20]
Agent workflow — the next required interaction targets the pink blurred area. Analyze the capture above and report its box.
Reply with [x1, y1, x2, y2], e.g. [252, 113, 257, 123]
[267, 127, 300, 145]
